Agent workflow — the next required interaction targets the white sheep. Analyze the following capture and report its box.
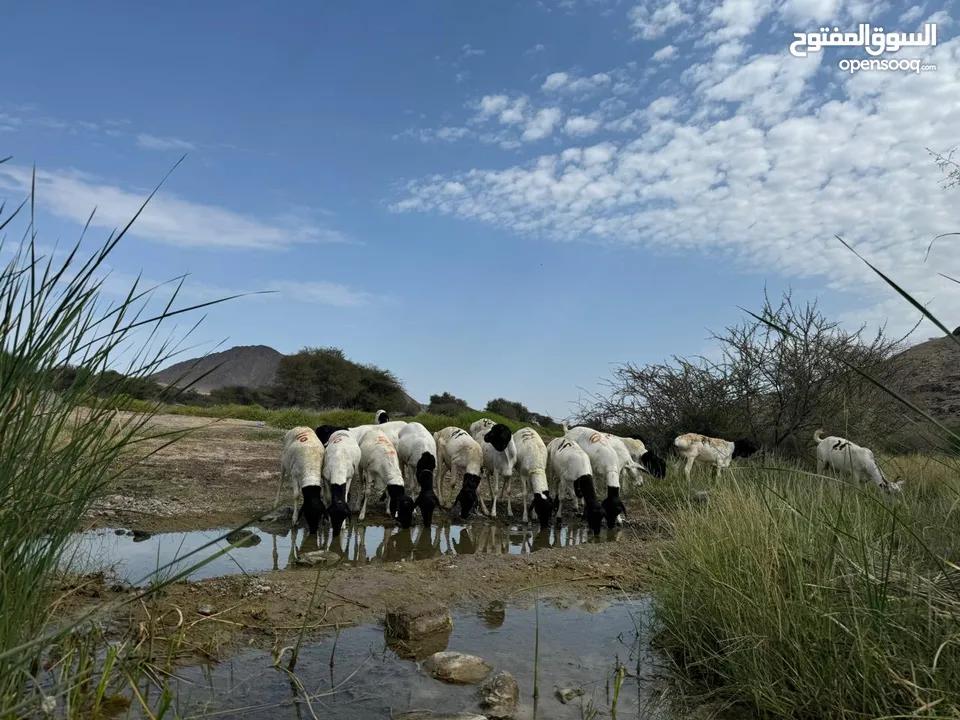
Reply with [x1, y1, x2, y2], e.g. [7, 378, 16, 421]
[358, 430, 416, 526]
[469, 419, 518, 519]
[434, 426, 483, 520]
[813, 429, 902, 493]
[546, 436, 592, 521]
[277, 427, 327, 534]
[673, 432, 759, 482]
[602, 432, 646, 490]
[565, 425, 644, 530]
[349, 419, 408, 447]
[319, 428, 362, 536]
[396, 421, 438, 491]
[512, 427, 554, 527]
[619, 435, 668, 479]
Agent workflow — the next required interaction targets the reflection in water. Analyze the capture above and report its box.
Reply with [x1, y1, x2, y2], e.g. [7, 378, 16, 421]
[66, 519, 622, 585]
[479, 600, 506, 629]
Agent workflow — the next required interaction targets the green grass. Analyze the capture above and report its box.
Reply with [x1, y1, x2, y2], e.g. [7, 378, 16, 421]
[649, 455, 960, 718]
[115, 398, 566, 439]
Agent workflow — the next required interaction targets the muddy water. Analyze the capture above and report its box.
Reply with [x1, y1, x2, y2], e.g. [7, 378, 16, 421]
[160, 598, 674, 719]
[66, 522, 623, 586]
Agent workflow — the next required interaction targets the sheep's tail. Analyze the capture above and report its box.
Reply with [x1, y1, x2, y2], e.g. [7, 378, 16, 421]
[813, 428, 825, 443]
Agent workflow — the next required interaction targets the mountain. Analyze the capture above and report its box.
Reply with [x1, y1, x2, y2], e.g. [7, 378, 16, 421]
[151, 345, 283, 394]
[891, 334, 960, 424]
[150, 344, 424, 411]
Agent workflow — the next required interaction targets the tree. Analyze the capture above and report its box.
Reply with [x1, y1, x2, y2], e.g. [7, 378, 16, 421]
[575, 289, 907, 458]
[428, 392, 471, 416]
[485, 397, 532, 422]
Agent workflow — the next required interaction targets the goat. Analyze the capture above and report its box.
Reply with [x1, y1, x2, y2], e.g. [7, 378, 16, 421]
[278, 427, 327, 535]
[673, 433, 759, 482]
[434, 426, 483, 520]
[357, 430, 416, 527]
[316, 427, 362, 536]
[813, 428, 902, 493]
[512, 427, 554, 528]
[621, 435, 668, 479]
[396, 422, 438, 493]
[546, 436, 593, 523]
[469, 419, 518, 518]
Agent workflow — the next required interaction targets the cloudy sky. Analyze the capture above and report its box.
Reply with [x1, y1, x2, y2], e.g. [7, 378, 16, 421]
[0, 0, 956, 419]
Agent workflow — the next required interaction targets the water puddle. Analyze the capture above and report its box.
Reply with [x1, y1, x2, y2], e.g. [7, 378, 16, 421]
[65, 522, 624, 586]
[150, 598, 674, 719]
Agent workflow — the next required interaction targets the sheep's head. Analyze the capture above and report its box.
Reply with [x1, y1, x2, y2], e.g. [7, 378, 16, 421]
[732, 439, 760, 459]
[416, 451, 436, 479]
[328, 484, 350, 536]
[642, 451, 668, 479]
[386, 485, 407, 518]
[375, 409, 390, 424]
[529, 491, 555, 530]
[483, 423, 513, 452]
[416, 471, 438, 527]
[601, 487, 626, 529]
[299, 485, 327, 535]
[396, 494, 417, 528]
[455, 473, 481, 520]
[315, 425, 349, 445]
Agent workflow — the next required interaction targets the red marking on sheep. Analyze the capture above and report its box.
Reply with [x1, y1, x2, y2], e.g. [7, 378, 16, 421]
[296, 432, 310, 443]
[589, 433, 602, 443]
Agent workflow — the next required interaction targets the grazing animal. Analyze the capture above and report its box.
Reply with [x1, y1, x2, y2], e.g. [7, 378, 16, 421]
[673, 433, 759, 482]
[546, 436, 593, 522]
[469, 419, 518, 518]
[813, 429, 902, 493]
[349, 420, 408, 448]
[278, 427, 327, 535]
[434, 426, 483, 520]
[602, 432, 647, 490]
[512, 427, 554, 528]
[621, 435, 668, 480]
[317, 427, 362, 536]
[396, 422, 438, 493]
[563, 425, 640, 494]
[375, 409, 390, 424]
[357, 430, 415, 527]
[414, 469, 441, 528]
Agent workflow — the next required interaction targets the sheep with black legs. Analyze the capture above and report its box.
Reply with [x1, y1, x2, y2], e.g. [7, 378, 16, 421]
[546, 436, 592, 523]
[278, 427, 327, 535]
[512, 427, 554, 528]
[621, 435, 668, 480]
[358, 429, 416, 527]
[396, 422, 438, 493]
[315, 426, 362, 536]
[469, 418, 518, 519]
[434, 426, 483, 520]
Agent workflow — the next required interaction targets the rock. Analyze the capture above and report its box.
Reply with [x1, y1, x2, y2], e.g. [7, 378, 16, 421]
[225, 530, 261, 547]
[478, 670, 519, 718]
[260, 506, 293, 524]
[114, 529, 126, 536]
[555, 686, 584, 704]
[385, 603, 453, 640]
[197, 604, 217, 616]
[396, 713, 488, 720]
[131, 530, 151, 542]
[386, 626, 452, 660]
[294, 550, 341, 568]
[421, 652, 494, 685]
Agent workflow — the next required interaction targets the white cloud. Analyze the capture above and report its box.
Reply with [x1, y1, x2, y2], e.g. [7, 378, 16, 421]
[136, 133, 196, 151]
[652, 45, 678, 62]
[629, 1, 693, 39]
[541, 71, 613, 94]
[522, 108, 563, 141]
[564, 115, 603, 136]
[391, 29, 960, 340]
[526, 43, 548, 54]
[0, 165, 351, 250]
[461, 43, 486, 58]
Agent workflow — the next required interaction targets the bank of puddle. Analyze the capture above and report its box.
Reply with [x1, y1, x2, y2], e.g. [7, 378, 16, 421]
[66, 521, 624, 586]
[146, 598, 679, 719]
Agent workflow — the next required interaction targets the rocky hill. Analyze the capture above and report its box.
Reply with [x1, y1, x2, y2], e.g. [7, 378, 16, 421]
[151, 345, 284, 394]
[892, 333, 960, 423]
[151, 344, 423, 411]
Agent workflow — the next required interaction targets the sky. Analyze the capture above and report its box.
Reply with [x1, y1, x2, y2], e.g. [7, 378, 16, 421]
[0, 0, 957, 421]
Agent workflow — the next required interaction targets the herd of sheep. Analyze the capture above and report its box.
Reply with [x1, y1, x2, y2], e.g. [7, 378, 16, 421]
[278, 410, 902, 540]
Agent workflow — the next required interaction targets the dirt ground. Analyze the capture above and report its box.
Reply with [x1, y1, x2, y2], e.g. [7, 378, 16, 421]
[65, 411, 667, 664]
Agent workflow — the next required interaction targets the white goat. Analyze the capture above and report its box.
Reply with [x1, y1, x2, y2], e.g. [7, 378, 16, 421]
[673, 433, 759, 482]
[602, 432, 646, 490]
[278, 427, 326, 534]
[434, 426, 483, 519]
[546, 436, 592, 521]
[358, 430, 415, 525]
[512, 427, 553, 527]
[813, 429, 902, 493]
[396, 421, 438, 491]
[469, 418, 518, 518]
[320, 428, 362, 535]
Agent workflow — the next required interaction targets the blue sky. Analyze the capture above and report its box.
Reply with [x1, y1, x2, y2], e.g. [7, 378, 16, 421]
[0, 0, 956, 420]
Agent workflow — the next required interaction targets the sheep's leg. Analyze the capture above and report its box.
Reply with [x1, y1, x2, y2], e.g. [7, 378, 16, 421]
[683, 456, 695, 483]
[358, 473, 369, 522]
[476, 469, 492, 516]
[435, 457, 447, 508]
[491, 470, 500, 518]
[275, 463, 286, 508]
[272, 534, 279, 572]
[505, 475, 514, 518]
[521, 474, 529, 523]
[556, 485, 564, 525]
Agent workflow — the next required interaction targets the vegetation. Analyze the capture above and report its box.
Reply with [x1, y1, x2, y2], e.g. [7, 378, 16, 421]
[427, 391, 473, 415]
